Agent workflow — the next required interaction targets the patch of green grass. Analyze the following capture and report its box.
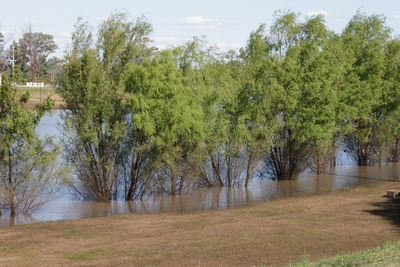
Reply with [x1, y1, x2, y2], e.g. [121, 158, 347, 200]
[62, 247, 148, 263]
[289, 241, 400, 267]
[63, 249, 107, 262]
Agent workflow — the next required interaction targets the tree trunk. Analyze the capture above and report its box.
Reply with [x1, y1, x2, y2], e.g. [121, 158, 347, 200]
[226, 156, 232, 187]
[178, 176, 184, 194]
[391, 136, 400, 162]
[170, 167, 176, 195]
[126, 151, 137, 200]
[226, 143, 232, 187]
[245, 151, 253, 187]
[29, 24, 35, 82]
[8, 149, 15, 216]
[211, 154, 223, 187]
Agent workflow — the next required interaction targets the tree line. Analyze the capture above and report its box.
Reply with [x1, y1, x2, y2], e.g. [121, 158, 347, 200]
[0, 24, 59, 83]
[1, 10, 400, 215]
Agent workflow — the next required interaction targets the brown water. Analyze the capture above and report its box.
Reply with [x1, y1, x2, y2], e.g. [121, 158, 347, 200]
[1, 162, 399, 227]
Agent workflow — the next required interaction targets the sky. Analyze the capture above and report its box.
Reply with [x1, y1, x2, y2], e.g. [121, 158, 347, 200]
[1, 0, 400, 57]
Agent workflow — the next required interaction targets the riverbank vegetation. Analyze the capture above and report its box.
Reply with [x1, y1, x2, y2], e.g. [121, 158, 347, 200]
[1, 10, 400, 209]
[0, 76, 66, 216]
[58, 10, 400, 201]
[0, 182, 399, 266]
[0, 27, 60, 83]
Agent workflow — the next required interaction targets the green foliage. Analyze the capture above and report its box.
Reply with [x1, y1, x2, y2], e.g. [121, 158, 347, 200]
[289, 241, 400, 267]
[381, 39, 400, 161]
[58, 9, 400, 197]
[257, 12, 345, 178]
[123, 49, 205, 193]
[18, 31, 58, 81]
[0, 32, 6, 72]
[0, 75, 63, 215]
[124, 51, 204, 163]
[58, 12, 155, 200]
[341, 12, 393, 165]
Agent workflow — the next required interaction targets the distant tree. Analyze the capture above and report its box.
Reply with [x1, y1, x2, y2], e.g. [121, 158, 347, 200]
[0, 75, 65, 216]
[0, 32, 7, 71]
[8, 41, 27, 79]
[0, 32, 3, 48]
[18, 25, 57, 81]
[44, 57, 63, 83]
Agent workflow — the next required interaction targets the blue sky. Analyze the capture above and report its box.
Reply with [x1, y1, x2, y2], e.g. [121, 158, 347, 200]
[1, 0, 400, 57]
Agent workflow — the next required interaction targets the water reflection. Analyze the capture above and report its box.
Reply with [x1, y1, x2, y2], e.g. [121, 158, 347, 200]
[1, 162, 399, 227]
[36, 110, 62, 140]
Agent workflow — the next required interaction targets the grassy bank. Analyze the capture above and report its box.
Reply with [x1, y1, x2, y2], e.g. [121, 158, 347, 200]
[16, 86, 64, 109]
[1, 181, 400, 266]
[291, 241, 400, 266]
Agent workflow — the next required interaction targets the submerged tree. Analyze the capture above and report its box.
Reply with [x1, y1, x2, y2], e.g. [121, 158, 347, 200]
[382, 39, 400, 162]
[0, 75, 64, 216]
[59, 13, 154, 201]
[341, 13, 392, 166]
[238, 24, 281, 185]
[58, 9, 400, 195]
[123, 49, 205, 195]
[261, 13, 342, 179]
[194, 54, 245, 187]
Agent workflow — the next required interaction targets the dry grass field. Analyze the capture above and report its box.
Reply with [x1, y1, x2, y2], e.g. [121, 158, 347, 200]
[1, 181, 400, 266]
[17, 86, 64, 109]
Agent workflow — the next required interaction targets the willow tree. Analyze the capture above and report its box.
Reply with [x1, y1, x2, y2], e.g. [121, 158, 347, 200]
[381, 39, 400, 162]
[123, 50, 205, 195]
[170, 38, 262, 188]
[340, 13, 392, 166]
[58, 12, 154, 201]
[0, 75, 63, 216]
[299, 18, 347, 173]
[263, 13, 341, 179]
[238, 24, 280, 185]
[193, 53, 248, 187]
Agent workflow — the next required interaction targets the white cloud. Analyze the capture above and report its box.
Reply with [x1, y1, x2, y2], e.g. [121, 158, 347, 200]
[59, 32, 71, 38]
[307, 10, 328, 17]
[179, 16, 219, 31]
[394, 15, 400, 20]
[182, 25, 217, 30]
[213, 42, 243, 51]
[181, 16, 218, 25]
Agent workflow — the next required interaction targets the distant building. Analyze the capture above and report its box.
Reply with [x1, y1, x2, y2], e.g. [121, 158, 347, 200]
[26, 82, 44, 88]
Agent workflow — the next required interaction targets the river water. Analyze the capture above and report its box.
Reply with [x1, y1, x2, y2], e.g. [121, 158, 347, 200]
[1, 111, 399, 227]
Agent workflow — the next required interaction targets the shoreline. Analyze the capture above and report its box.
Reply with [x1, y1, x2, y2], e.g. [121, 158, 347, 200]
[1, 181, 399, 266]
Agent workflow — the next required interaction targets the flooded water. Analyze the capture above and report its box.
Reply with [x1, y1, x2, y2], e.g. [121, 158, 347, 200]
[1, 112, 399, 227]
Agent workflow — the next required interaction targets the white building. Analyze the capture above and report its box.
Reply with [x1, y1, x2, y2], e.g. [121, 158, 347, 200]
[25, 82, 44, 88]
